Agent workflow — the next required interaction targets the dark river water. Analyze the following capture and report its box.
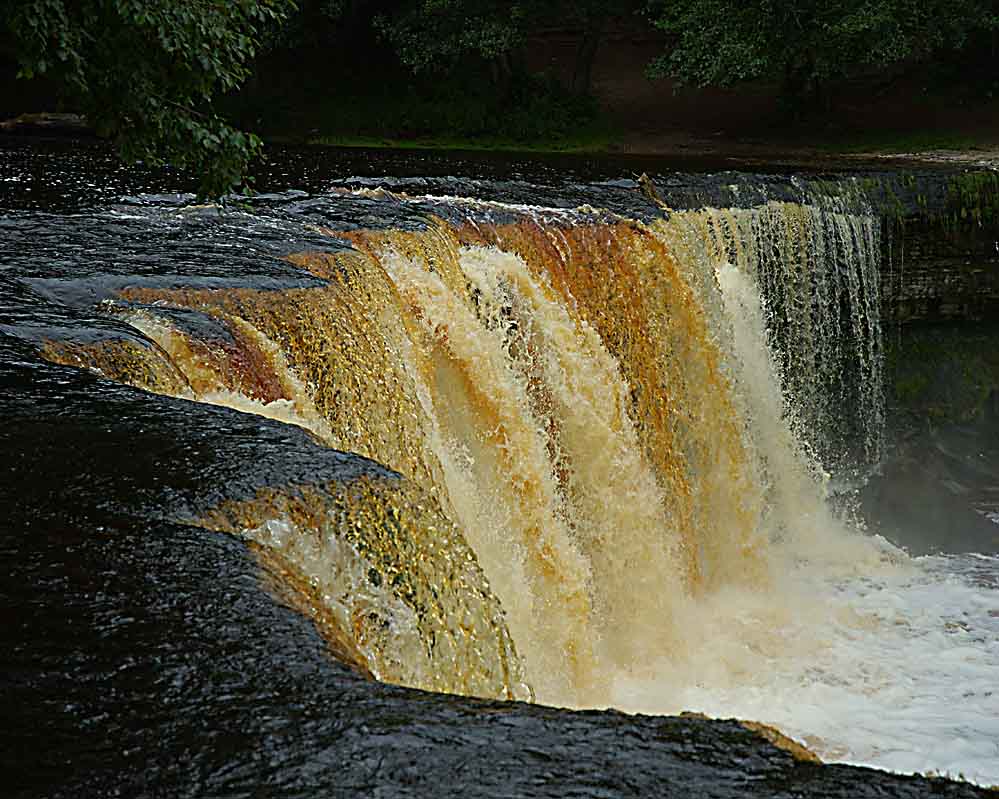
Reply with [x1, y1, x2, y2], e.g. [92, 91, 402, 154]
[1, 137, 995, 798]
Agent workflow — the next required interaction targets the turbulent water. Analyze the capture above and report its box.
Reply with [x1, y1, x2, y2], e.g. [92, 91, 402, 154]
[3, 141, 998, 790]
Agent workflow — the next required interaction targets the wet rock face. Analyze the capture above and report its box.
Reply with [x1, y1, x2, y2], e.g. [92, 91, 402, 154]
[862, 322, 999, 555]
[884, 322, 999, 428]
[882, 219, 999, 324]
[859, 424, 999, 555]
[874, 185, 999, 545]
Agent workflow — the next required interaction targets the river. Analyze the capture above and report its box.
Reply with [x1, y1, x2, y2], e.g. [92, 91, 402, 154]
[1, 137, 996, 797]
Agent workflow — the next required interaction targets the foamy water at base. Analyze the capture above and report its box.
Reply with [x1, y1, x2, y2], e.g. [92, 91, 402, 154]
[611, 552, 999, 786]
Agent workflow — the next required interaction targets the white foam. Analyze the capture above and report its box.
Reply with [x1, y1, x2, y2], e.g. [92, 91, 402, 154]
[611, 552, 999, 785]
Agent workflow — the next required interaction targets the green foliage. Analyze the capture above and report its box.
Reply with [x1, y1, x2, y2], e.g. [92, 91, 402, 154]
[375, 1, 637, 95]
[646, 0, 999, 109]
[818, 131, 986, 155]
[887, 323, 999, 423]
[375, 0, 528, 75]
[499, 73, 600, 138]
[6, 0, 996, 189]
[947, 171, 999, 226]
[287, 71, 602, 143]
[4, 0, 294, 198]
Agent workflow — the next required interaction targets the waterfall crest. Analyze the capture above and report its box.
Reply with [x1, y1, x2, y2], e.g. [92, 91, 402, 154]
[41, 189, 889, 707]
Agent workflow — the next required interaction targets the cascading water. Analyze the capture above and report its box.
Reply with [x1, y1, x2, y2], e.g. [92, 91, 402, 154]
[36, 179, 999, 784]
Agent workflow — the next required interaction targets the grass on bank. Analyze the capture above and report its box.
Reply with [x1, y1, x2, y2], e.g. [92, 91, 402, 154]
[303, 131, 616, 153]
[226, 59, 619, 156]
[819, 129, 996, 155]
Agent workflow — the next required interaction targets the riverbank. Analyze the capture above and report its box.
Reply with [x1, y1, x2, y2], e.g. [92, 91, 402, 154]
[297, 130, 999, 173]
[4, 114, 996, 175]
[6, 36, 999, 173]
[233, 29, 999, 170]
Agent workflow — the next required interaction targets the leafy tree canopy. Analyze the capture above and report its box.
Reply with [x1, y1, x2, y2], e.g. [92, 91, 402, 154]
[375, 1, 638, 93]
[3, 0, 294, 198]
[4, 0, 997, 193]
[375, 0, 529, 76]
[647, 0, 999, 108]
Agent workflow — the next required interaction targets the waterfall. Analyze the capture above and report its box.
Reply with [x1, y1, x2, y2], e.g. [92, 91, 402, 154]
[699, 199, 884, 481]
[42, 187, 890, 709]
